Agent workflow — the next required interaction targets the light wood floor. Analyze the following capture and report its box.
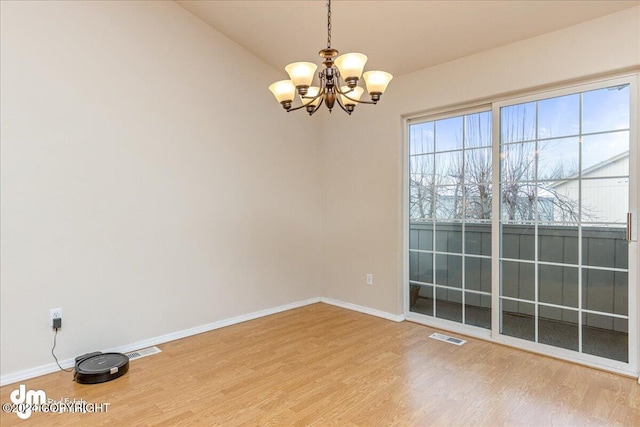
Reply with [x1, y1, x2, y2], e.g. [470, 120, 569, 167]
[1, 303, 639, 426]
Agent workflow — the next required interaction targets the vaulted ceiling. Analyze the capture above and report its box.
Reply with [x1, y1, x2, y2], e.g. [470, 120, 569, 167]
[177, 0, 639, 78]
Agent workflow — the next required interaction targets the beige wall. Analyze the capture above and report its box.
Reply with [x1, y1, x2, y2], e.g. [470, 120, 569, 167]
[0, 1, 321, 376]
[321, 7, 640, 315]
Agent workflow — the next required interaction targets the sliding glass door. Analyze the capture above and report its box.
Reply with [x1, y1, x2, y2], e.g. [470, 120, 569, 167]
[406, 75, 637, 373]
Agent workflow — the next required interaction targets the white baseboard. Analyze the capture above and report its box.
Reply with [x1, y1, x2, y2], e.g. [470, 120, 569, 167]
[0, 296, 403, 386]
[0, 297, 321, 387]
[105, 297, 323, 356]
[0, 362, 75, 388]
[320, 297, 405, 322]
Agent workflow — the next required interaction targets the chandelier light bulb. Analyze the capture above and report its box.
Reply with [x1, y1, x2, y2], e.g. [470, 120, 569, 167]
[335, 53, 368, 82]
[363, 71, 393, 99]
[285, 62, 318, 89]
[300, 86, 322, 107]
[269, 80, 296, 105]
[339, 86, 364, 106]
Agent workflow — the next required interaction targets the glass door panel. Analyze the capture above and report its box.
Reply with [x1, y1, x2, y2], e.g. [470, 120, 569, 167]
[409, 110, 492, 330]
[498, 82, 632, 364]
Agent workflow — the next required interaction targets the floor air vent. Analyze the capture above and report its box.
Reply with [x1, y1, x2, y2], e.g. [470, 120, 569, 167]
[429, 333, 466, 346]
[125, 346, 162, 361]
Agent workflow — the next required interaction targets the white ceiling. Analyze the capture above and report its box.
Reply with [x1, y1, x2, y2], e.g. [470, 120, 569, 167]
[176, 0, 639, 78]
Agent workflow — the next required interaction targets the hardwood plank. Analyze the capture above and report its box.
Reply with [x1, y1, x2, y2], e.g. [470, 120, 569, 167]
[1, 303, 638, 426]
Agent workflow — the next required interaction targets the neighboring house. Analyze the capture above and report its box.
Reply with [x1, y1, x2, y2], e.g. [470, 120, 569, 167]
[547, 151, 629, 224]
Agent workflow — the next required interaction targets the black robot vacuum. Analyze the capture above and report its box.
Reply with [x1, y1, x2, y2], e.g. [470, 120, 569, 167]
[74, 351, 129, 384]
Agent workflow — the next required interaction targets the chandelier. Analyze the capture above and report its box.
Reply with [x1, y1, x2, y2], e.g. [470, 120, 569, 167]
[268, 0, 393, 116]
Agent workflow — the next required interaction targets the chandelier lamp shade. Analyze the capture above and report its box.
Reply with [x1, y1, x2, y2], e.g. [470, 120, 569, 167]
[268, 0, 392, 116]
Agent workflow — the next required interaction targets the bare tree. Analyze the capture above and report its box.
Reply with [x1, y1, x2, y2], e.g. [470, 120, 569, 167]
[409, 157, 436, 220]
[464, 148, 492, 220]
[409, 109, 587, 224]
[500, 143, 536, 221]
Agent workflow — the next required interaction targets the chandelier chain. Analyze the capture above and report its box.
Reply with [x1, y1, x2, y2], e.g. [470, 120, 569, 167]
[327, 0, 332, 48]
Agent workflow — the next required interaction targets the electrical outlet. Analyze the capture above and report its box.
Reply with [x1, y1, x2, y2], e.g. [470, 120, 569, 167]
[49, 308, 62, 327]
[366, 274, 373, 286]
